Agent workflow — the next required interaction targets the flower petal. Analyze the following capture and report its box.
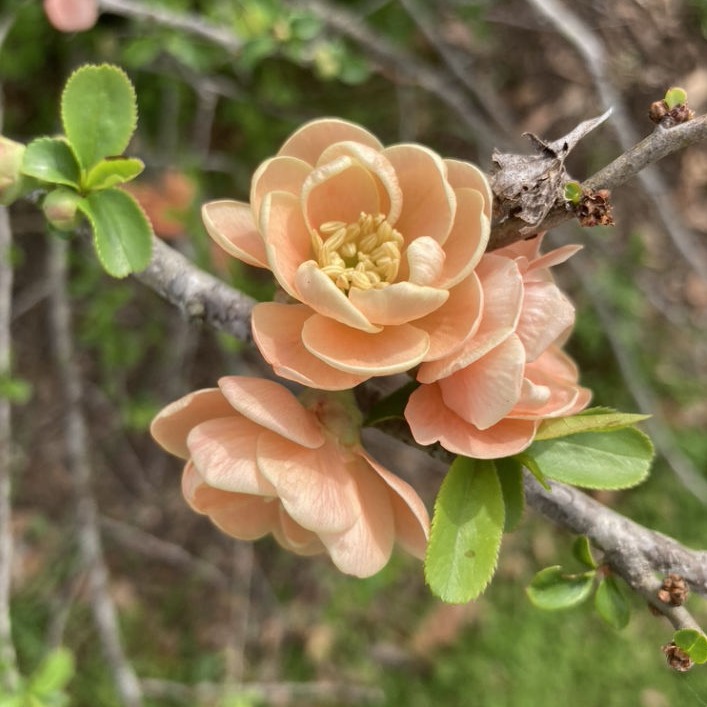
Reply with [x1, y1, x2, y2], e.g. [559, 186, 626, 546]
[260, 191, 313, 298]
[516, 281, 575, 362]
[405, 383, 538, 459]
[414, 272, 483, 362]
[182, 462, 279, 539]
[251, 302, 369, 390]
[358, 449, 429, 560]
[278, 118, 383, 164]
[202, 200, 268, 268]
[151, 388, 235, 459]
[302, 156, 382, 232]
[406, 236, 446, 286]
[273, 507, 326, 556]
[438, 334, 526, 430]
[250, 155, 311, 222]
[317, 141, 402, 224]
[320, 456, 395, 577]
[187, 417, 277, 494]
[435, 188, 490, 288]
[525, 244, 582, 278]
[383, 144, 456, 243]
[301, 314, 430, 376]
[256, 432, 361, 534]
[295, 261, 380, 333]
[348, 281, 449, 326]
[444, 158, 493, 219]
[217, 376, 324, 449]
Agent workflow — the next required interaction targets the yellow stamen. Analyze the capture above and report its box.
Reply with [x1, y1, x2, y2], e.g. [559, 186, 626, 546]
[314, 212, 403, 293]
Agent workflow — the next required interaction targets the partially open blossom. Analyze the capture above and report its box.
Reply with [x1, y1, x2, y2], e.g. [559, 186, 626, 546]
[203, 118, 492, 390]
[405, 235, 592, 459]
[44, 0, 99, 31]
[151, 376, 429, 577]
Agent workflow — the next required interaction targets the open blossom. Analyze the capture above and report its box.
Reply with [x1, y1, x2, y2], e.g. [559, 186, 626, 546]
[405, 235, 592, 459]
[151, 376, 429, 577]
[202, 118, 492, 390]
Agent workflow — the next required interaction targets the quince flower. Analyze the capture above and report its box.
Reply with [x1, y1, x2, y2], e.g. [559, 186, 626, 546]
[151, 376, 429, 577]
[405, 236, 592, 459]
[203, 118, 491, 390]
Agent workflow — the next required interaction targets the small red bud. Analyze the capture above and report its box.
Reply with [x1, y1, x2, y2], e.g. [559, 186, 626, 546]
[43, 188, 82, 231]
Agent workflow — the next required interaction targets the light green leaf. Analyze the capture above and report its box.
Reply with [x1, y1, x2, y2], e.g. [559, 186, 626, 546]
[425, 457, 504, 604]
[526, 565, 595, 610]
[563, 180, 582, 204]
[21, 138, 80, 188]
[495, 457, 525, 532]
[29, 647, 75, 695]
[61, 64, 137, 170]
[664, 86, 687, 110]
[77, 188, 153, 278]
[83, 157, 144, 191]
[594, 576, 630, 629]
[674, 629, 707, 664]
[524, 428, 654, 490]
[572, 536, 597, 569]
[535, 407, 651, 441]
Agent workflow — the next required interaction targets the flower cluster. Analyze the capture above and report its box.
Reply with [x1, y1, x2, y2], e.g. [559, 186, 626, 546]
[152, 118, 590, 576]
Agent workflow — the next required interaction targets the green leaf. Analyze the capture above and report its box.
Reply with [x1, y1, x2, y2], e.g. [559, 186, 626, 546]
[83, 157, 144, 191]
[425, 457, 504, 604]
[524, 428, 654, 490]
[526, 565, 595, 610]
[572, 536, 597, 569]
[495, 457, 525, 532]
[61, 64, 137, 170]
[77, 188, 153, 278]
[535, 407, 651, 441]
[29, 647, 74, 695]
[21, 138, 80, 189]
[594, 576, 630, 629]
[0, 374, 32, 404]
[363, 381, 418, 426]
[563, 180, 582, 204]
[664, 86, 687, 110]
[674, 629, 707, 664]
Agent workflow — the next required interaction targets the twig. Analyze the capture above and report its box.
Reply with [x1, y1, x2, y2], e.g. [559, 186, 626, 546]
[47, 236, 143, 707]
[134, 236, 255, 342]
[488, 114, 707, 250]
[525, 0, 707, 280]
[523, 472, 706, 630]
[97, 0, 243, 54]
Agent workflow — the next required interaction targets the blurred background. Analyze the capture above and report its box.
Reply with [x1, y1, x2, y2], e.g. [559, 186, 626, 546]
[1, 0, 706, 704]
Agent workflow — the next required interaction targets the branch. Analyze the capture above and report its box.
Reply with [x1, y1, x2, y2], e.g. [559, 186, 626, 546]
[523, 472, 706, 631]
[47, 237, 143, 707]
[488, 114, 707, 250]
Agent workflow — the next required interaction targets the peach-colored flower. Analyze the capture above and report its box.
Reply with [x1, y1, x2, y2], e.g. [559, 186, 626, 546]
[151, 376, 429, 577]
[202, 118, 491, 390]
[405, 236, 591, 459]
[44, 0, 98, 31]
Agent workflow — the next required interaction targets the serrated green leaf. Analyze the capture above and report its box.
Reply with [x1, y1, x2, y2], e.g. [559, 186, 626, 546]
[535, 407, 651, 441]
[495, 457, 524, 532]
[61, 64, 137, 170]
[364, 381, 418, 426]
[29, 647, 74, 696]
[21, 138, 80, 188]
[514, 452, 550, 489]
[77, 188, 153, 278]
[674, 629, 707, 663]
[526, 565, 595, 610]
[425, 457, 504, 604]
[83, 157, 144, 191]
[524, 427, 654, 490]
[572, 536, 597, 569]
[594, 576, 630, 629]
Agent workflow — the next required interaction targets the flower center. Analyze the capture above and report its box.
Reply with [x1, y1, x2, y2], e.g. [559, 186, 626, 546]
[312, 212, 404, 293]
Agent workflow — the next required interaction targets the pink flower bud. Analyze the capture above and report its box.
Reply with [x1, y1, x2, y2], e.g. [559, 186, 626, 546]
[43, 188, 81, 231]
[43, 0, 99, 32]
[0, 136, 27, 206]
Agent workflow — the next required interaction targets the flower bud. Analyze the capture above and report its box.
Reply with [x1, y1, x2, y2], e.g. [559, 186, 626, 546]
[0, 136, 28, 206]
[43, 187, 82, 231]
